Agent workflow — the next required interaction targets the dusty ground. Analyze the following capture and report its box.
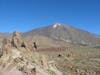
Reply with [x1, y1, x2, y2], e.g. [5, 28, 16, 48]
[39, 46, 100, 75]
[0, 46, 100, 75]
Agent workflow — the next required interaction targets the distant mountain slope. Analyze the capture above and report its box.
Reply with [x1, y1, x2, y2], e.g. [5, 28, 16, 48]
[23, 23, 100, 46]
[0, 33, 11, 47]
[0, 33, 11, 41]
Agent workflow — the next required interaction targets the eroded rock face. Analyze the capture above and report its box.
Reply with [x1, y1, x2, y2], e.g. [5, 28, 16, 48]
[12, 31, 22, 48]
[21, 40, 32, 51]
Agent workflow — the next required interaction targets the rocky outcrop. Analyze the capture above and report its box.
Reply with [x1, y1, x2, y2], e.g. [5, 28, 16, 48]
[11, 31, 22, 48]
[0, 31, 63, 75]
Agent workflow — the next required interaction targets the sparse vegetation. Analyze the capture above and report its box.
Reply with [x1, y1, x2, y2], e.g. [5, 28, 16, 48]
[0, 24, 100, 75]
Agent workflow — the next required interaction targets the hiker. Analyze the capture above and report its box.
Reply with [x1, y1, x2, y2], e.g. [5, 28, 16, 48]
[33, 42, 37, 51]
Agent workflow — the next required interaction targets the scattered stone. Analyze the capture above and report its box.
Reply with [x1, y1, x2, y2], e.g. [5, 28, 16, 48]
[58, 54, 62, 57]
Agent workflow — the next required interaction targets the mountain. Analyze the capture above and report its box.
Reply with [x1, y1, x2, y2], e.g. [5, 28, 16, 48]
[0, 33, 11, 47]
[0, 33, 11, 39]
[23, 23, 100, 47]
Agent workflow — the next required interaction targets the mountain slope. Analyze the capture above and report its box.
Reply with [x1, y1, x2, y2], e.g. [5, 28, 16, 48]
[23, 23, 100, 46]
[0, 33, 11, 47]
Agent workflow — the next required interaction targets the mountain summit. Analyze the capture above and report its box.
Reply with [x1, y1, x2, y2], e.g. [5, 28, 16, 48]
[23, 23, 100, 47]
[52, 23, 62, 28]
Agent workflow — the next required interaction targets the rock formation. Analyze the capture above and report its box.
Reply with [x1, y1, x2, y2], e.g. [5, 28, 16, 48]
[0, 31, 62, 75]
[11, 31, 22, 48]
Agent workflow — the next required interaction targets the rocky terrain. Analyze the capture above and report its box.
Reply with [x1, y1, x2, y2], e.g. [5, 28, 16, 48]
[23, 23, 100, 47]
[0, 23, 100, 75]
[0, 31, 64, 75]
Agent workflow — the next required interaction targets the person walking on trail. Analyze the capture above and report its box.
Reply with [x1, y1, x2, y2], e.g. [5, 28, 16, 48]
[33, 42, 37, 51]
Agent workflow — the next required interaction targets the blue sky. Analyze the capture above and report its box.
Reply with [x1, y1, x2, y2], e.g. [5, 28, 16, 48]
[0, 0, 100, 35]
